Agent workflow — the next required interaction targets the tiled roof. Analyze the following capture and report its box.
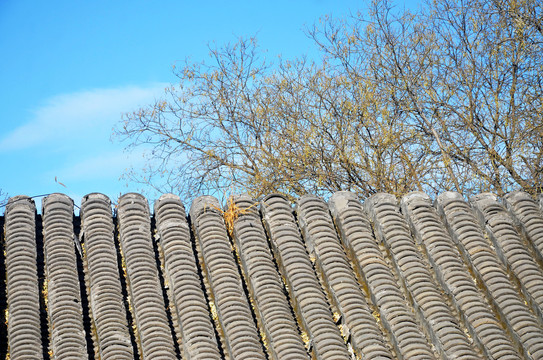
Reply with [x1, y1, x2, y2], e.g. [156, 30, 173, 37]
[2, 191, 543, 359]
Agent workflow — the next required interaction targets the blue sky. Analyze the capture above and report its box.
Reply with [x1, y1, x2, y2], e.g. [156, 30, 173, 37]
[0, 0, 413, 211]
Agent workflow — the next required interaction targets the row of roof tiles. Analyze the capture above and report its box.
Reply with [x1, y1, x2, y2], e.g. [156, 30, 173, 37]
[2, 191, 543, 359]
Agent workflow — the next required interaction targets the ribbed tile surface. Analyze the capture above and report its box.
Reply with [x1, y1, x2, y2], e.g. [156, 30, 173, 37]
[503, 191, 543, 268]
[260, 194, 350, 360]
[401, 192, 519, 360]
[117, 193, 177, 359]
[437, 192, 543, 360]
[329, 191, 436, 360]
[190, 195, 266, 360]
[80, 193, 133, 359]
[471, 193, 543, 324]
[295, 194, 393, 360]
[230, 194, 309, 360]
[154, 194, 222, 360]
[42, 193, 88, 359]
[2, 190, 543, 360]
[4, 196, 43, 360]
[366, 193, 478, 360]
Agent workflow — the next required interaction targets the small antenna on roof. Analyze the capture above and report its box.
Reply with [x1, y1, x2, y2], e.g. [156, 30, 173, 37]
[55, 176, 67, 188]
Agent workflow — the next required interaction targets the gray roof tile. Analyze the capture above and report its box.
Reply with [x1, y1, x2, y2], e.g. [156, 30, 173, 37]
[2, 190, 543, 359]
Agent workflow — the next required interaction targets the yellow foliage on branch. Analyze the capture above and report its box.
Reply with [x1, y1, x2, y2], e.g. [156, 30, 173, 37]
[210, 196, 258, 237]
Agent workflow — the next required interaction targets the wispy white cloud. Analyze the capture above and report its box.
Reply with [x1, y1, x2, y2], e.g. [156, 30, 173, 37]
[0, 84, 168, 152]
[0, 84, 169, 206]
[45, 149, 150, 207]
[52, 149, 146, 183]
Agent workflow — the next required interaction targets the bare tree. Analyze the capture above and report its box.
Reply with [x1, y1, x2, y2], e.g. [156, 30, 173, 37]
[116, 0, 543, 202]
[312, 0, 543, 196]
